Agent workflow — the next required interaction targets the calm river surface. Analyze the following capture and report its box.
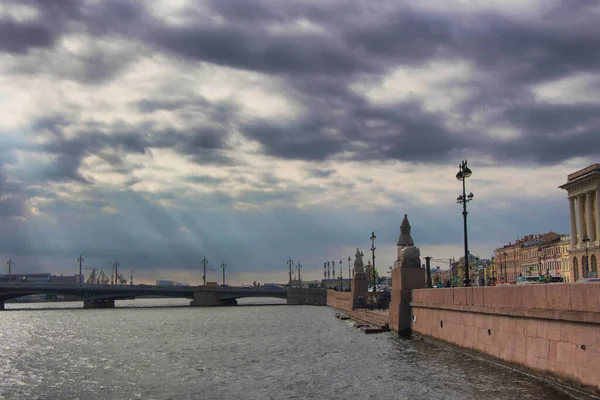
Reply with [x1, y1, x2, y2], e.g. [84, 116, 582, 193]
[0, 298, 594, 400]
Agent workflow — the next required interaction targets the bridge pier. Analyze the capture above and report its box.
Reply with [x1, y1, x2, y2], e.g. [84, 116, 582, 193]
[190, 289, 220, 307]
[83, 299, 115, 309]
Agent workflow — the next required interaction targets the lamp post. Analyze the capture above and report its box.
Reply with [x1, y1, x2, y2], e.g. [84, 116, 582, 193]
[201, 256, 208, 286]
[370, 231, 377, 292]
[491, 256, 495, 285]
[339, 260, 343, 291]
[77, 255, 84, 286]
[297, 263, 302, 286]
[221, 262, 227, 286]
[348, 256, 352, 291]
[456, 160, 473, 287]
[583, 235, 590, 278]
[288, 257, 294, 287]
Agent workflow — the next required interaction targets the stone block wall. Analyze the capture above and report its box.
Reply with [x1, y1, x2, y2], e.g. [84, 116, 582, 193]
[326, 289, 353, 312]
[411, 284, 600, 393]
[287, 288, 327, 305]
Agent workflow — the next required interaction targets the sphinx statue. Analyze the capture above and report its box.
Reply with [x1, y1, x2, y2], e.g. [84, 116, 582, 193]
[395, 214, 421, 268]
[398, 245, 421, 269]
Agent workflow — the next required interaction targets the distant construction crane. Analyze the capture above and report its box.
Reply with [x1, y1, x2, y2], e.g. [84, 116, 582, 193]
[85, 268, 96, 284]
[115, 271, 127, 285]
[84, 265, 112, 285]
[97, 270, 110, 285]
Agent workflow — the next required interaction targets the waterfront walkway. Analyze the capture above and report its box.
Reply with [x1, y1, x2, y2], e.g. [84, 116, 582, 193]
[338, 308, 390, 329]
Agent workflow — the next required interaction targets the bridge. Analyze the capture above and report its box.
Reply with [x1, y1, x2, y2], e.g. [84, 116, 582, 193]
[0, 284, 326, 309]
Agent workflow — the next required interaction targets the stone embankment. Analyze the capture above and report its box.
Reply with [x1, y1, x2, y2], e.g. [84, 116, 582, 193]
[411, 284, 600, 394]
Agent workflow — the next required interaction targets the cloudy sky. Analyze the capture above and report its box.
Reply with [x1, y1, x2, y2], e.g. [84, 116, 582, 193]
[0, 0, 598, 285]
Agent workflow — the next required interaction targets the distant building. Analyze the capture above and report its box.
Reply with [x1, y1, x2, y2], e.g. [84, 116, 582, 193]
[494, 232, 567, 283]
[156, 280, 177, 287]
[559, 163, 599, 280]
[0, 273, 52, 283]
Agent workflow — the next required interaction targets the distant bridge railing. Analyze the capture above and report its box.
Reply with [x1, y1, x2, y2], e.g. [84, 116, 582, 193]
[0, 283, 288, 309]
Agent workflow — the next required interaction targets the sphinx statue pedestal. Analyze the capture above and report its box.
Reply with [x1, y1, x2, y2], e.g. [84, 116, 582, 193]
[389, 236, 425, 334]
[390, 265, 425, 334]
[351, 272, 369, 309]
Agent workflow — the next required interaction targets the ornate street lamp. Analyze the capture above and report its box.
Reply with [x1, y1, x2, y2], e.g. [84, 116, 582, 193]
[456, 160, 473, 286]
[339, 260, 343, 291]
[348, 256, 352, 291]
[370, 231, 377, 292]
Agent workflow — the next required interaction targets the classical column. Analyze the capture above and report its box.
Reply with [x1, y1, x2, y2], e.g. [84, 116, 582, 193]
[577, 194, 586, 245]
[586, 191, 596, 242]
[569, 197, 577, 246]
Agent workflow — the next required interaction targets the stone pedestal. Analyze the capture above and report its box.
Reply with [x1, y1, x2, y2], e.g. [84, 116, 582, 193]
[389, 266, 425, 334]
[351, 272, 368, 309]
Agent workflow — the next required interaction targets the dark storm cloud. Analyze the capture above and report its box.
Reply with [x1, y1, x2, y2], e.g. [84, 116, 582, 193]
[0, 0, 146, 84]
[306, 168, 336, 178]
[30, 116, 150, 183]
[4, 0, 600, 168]
[0, 0, 82, 54]
[26, 106, 242, 184]
[150, 0, 597, 165]
[185, 175, 225, 186]
[243, 118, 342, 161]
[0, 18, 54, 53]
[155, 127, 238, 166]
[492, 103, 600, 164]
[148, 24, 368, 76]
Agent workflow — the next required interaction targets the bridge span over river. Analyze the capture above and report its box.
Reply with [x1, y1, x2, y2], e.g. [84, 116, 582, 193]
[0, 283, 326, 309]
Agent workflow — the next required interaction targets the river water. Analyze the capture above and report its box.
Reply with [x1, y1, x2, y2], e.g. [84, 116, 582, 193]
[0, 298, 594, 400]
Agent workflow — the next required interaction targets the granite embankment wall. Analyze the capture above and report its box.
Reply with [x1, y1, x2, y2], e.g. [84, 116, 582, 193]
[287, 288, 327, 305]
[326, 289, 353, 313]
[411, 284, 600, 393]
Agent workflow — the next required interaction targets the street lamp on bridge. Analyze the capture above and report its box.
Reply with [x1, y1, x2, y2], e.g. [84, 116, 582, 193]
[456, 160, 473, 287]
[339, 260, 343, 291]
[370, 231, 377, 291]
[221, 262, 227, 286]
[348, 256, 352, 291]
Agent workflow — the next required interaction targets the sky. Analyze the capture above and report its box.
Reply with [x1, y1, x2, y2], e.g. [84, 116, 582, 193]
[0, 0, 598, 285]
